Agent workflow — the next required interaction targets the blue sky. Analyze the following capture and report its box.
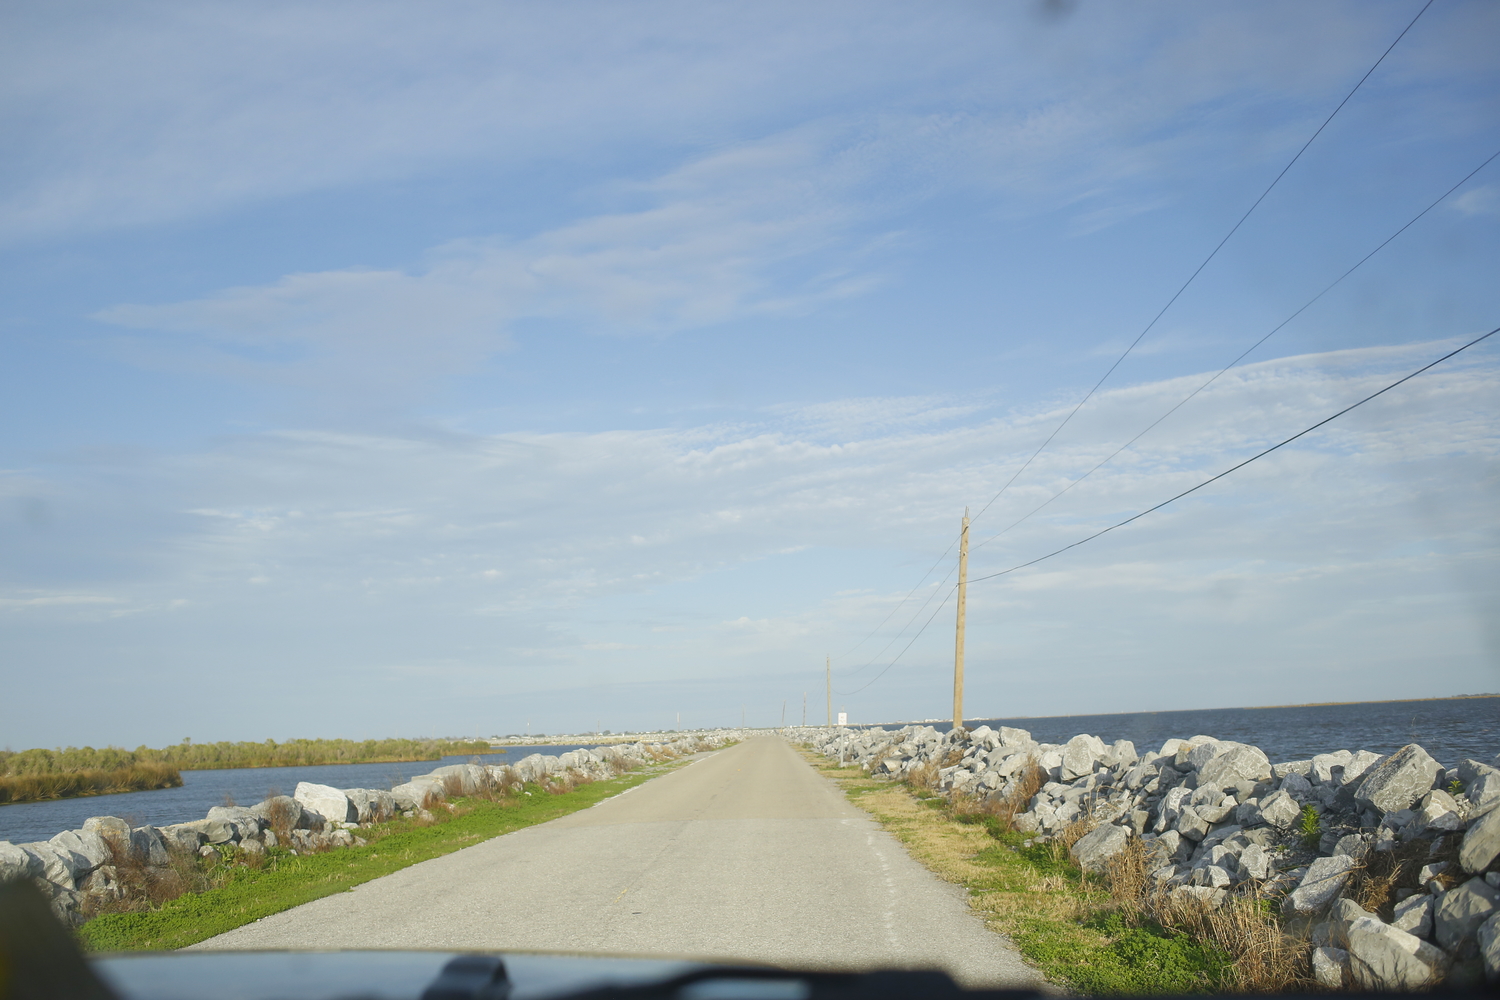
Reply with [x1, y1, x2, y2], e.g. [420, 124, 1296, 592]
[2, 0, 1498, 748]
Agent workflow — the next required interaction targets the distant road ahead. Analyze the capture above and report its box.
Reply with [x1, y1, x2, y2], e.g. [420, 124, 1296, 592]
[193, 737, 1042, 988]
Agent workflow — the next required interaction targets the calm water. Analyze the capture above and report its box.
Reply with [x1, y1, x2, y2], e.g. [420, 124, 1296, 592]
[0, 744, 602, 845]
[951, 698, 1498, 767]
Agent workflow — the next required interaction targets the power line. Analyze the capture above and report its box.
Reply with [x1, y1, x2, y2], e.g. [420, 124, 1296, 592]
[965, 326, 1500, 586]
[969, 145, 1500, 556]
[827, 1, 1437, 692]
[838, 324, 1497, 695]
[836, 583, 957, 697]
[964, 0, 1435, 532]
[831, 534, 959, 663]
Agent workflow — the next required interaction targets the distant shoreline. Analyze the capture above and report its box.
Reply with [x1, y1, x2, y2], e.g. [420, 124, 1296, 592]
[870, 692, 1499, 728]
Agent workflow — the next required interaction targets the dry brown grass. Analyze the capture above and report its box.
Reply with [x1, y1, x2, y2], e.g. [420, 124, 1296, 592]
[902, 760, 940, 793]
[1098, 837, 1312, 993]
[85, 840, 222, 918]
[1346, 836, 1456, 918]
[1150, 891, 1310, 993]
[264, 797, 298, 841]
[991, 758, 1045, 831]
[1103, 835, 1153, 908]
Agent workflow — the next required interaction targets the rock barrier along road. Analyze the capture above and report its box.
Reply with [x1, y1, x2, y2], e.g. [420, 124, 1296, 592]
[192, 736, 1043, 988]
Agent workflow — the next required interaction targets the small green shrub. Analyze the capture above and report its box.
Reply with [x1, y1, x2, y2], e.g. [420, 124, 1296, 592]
[1298, 804, 1321, 849]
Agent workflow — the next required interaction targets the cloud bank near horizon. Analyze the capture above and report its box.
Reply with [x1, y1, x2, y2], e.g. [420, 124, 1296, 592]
[4, 338, 1495, 747]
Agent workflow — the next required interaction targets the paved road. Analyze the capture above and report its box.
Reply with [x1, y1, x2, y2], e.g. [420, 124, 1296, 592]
[193, 737, 1042, 987]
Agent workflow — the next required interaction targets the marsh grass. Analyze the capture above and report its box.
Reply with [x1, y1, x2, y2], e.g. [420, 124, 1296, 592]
[0, 763, 181, 804]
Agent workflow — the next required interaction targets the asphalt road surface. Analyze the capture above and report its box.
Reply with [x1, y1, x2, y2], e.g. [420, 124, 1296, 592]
[192, 737, 1043, 987]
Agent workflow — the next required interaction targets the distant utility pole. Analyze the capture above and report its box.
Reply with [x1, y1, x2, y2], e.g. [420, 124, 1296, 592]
[781, 700, 786, 728]
[742, 705, 745, 728]
[953, 507, 970, 732]
[802, 691, 807, 727]
[825, 655, 832, 727]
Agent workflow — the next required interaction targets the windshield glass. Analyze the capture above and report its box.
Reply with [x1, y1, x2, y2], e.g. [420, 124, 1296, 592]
[2, 2, 1497, 995]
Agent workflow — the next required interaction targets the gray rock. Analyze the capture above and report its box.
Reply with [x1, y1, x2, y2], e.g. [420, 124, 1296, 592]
[391, 778, 444, 810]
[33, 879, 83, 928]
[1393, 894, 1433, 938]
[49, 830, 110, 872]
[180, 818, 238, 844]
[1333, 833, 1369, 860]
[1154, 786, 1190, 833]
[1284, 854, 1359, 916]
[1197, 744, 1272, 799]
[427, 764, 487, 795]
[1106, 739, 1138, 769]
[344, 788, 396, 823]
[82, 816, 131, 845]
[1279, 771, 1313, 803]
[129, 827, 170, 866]
[157, 823, 205, 853]
[1273, 759, 1314, 780]
[1070, 824, 1130, 873]
[1060, 735, 1104, 782]
[1312, 946, 1349, 989]
[1478, 913, 1500, 984]
[1346, 915, 1449, 990]
[250, 795, 306, 829]
[206, 805, 262, 828]
[1471, 772, 1500, 812]
[20, 842, 77, 887]
[1177, 806, 1210, 841]
[1239, 843, 1270, 881]
[295, 781, 356, 824]
[1460, 757, 1500, 785]
[1311, 750, 1354, 785]
[1417, 789, 1466, 832]
[1354, 744, 1443, 815]
[1343, 750, 1386, 787]
[0, 841, 43, 881]
[998, 726, 1032, 747]
[1462, 805, 1500, 873]
[1326, 897, 1373, 946]
[1257, 788, 1300, 829]
[1435, 876, 1500, 950]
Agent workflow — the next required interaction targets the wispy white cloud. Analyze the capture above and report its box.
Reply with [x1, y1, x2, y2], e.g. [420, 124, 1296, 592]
[6, 1, 1490, 243]
[2, 339, 1495, 741]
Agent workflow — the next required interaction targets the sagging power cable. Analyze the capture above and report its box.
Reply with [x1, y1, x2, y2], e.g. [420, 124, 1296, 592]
[839, 324, 1497, 693]
[969, 145, 1500, 556]
[964, 0, 1435, 533]
[966, 326, 1500, 586]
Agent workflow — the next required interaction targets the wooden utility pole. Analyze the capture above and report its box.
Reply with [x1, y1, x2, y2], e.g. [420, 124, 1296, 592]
[825, 655, 832, 727]
[802, 691, 807, 727]
[953, 507, 970, 732]
[781, 700, 786, 728]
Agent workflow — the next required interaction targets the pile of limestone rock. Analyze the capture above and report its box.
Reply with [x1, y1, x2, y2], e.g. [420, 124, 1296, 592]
[795, 723, 1500, 990]
[0, 732, 737, 926]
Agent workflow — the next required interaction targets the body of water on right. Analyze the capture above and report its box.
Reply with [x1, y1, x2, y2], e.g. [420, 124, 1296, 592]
[956, 696, 1498, 766]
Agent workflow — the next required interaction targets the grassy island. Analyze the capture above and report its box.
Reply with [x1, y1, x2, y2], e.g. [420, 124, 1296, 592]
[0, 737, 492, 805]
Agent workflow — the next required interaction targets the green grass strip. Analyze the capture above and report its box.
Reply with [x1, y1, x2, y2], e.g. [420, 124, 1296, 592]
[815, 761, 1231, 995]
[81, 766, 679, 952]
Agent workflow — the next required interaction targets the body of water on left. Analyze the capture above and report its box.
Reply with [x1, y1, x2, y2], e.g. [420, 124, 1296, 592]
[0, 745, 603, 845]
